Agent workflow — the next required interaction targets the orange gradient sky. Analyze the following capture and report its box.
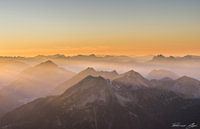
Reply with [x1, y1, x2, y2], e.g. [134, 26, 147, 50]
[0, 0, 200, 56]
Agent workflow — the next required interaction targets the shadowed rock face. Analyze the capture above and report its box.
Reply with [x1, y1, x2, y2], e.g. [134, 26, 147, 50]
[1, 76, 200, 129]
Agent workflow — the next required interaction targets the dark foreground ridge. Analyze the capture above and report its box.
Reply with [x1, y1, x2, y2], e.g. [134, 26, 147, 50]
[0, 76, 200, 129]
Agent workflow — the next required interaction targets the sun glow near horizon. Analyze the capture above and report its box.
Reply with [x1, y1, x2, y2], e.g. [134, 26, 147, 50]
[0, 0, 200, 56]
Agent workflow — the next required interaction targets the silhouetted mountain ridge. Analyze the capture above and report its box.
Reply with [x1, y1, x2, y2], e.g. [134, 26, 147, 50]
[52, 67, 120, 95]
[152, 54, 200, 62]
[1, 75, 200, 129]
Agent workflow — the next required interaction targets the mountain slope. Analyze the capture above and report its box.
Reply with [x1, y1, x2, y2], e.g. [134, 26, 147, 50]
[151, 76, 200, 98]
[1, 76, 200, 129]
[0, 60, 75, 118]
[0, 60, 29, 88]
[52, 67, 119, 95]
[172, 76, 200, 97]
[4, 60, 75, 98]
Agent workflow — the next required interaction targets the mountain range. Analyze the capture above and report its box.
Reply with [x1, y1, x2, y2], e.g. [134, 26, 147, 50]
[151, 54, 200, 62]
[0, 54, 200, 80]
[0, 59, 200, 129]
[1, 76, 200, 129]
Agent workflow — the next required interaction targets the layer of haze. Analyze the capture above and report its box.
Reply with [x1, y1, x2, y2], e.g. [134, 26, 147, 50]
[0, 0, 200, 56]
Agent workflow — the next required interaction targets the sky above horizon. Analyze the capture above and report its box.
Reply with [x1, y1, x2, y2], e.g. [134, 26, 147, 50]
[0, 0, 200, 56]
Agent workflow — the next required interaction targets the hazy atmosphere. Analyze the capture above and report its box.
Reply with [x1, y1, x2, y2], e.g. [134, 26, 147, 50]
[0, 1, 200, 129]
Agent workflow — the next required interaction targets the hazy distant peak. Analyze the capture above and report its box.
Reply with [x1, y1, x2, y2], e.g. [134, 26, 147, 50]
[82, 67, 96, 73]
[36, 60, 58, 67]
[152, 55, 176, 62]
[176, 76, 200, 84]
[50, 54, 66, 58]
[155, 54, 165, 58]
[123, 70, 141, 77]
[35, 54, 67, 59]
[44, 60, 57, 65]
[111, 70, 118, 75]
[152, 54, 166, 60]
[184, 55, 193, 59]
[82, 75, 106, 82]
[72, 54, 98, 59]
[88, 54, 97, 57]
[151, 54, 200, 62]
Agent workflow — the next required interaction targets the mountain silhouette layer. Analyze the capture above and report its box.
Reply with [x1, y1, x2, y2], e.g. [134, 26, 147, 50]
[1, 76, 200, 129]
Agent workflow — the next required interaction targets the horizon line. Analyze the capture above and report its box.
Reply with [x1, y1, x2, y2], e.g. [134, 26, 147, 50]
[0, 53, 199, 58]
